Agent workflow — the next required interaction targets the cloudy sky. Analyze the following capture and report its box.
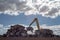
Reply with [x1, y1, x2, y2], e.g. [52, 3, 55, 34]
[0, 0, 60, 35]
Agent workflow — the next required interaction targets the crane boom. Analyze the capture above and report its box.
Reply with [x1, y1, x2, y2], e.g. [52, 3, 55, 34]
[29, 18, 40, 30]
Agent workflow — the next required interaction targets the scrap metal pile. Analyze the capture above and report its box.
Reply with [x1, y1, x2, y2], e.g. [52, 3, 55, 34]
[2, 24, 58, 37]
[6, 25, 27, 37]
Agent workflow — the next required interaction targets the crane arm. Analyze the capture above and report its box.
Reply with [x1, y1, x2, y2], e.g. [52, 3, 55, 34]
[29, 18, 40, 30]
[29, 18, 36, 27]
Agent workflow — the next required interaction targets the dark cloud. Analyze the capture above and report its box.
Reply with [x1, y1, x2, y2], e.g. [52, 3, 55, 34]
[46, 8, 59, 16]
[0, 0, 28, 11]
[40, 6, 49, 12]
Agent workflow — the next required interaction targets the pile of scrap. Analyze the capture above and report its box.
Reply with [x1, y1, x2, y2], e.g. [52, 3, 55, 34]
[2, 24, 60, 37]
[6, 24, 27, 37]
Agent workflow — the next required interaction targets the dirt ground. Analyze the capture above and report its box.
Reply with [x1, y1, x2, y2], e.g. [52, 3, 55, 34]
[0, 37, 60, 40]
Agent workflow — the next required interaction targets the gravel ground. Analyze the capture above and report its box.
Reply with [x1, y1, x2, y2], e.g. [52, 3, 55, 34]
[0, 37, 60, 40]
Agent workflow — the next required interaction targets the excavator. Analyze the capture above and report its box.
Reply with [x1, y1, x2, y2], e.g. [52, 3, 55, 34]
[29, 18, 53, 37]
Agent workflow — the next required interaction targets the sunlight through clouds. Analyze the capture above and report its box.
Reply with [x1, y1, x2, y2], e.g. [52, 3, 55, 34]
[0, 0, 60, 18]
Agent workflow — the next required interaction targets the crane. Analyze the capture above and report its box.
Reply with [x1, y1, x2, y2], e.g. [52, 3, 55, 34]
[29, 18, 40, 30]
[29, 18, 53, 37]
[29, 18, 41, 36]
